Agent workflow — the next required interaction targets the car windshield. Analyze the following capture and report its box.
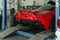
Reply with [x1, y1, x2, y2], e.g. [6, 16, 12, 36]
[36, 5, 55, 10]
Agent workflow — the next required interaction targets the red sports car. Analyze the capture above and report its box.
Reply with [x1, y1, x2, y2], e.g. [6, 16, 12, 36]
[15, 6, 55, 32]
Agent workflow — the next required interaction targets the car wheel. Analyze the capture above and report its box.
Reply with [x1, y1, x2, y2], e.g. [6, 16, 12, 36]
[50, 16, 55, 32]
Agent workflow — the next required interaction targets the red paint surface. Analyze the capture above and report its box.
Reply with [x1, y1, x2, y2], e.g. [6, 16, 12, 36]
[15, 9, 55, 30]
[57, 19, 60, 27]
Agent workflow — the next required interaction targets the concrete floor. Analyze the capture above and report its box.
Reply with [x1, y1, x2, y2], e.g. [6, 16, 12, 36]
[0, 34, 29, 40]
[0, 30, 29, 40]
[3, 35, 29, 40]
[0, 30, 55, 40]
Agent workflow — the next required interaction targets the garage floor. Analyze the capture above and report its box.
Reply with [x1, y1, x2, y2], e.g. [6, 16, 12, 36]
[3, 35, 29, 40]
[0, 33, 29, 40]
[0, 30, 29, 40]
[0, 30, 55, 40]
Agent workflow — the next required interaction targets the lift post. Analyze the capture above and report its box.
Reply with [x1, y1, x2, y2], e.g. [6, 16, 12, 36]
[1, 0, 34, 38]
[2, 0, 7, 31]
[56, 0, 59, 30]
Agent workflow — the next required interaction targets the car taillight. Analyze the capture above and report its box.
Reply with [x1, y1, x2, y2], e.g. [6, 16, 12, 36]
[57, 17, 60, 28]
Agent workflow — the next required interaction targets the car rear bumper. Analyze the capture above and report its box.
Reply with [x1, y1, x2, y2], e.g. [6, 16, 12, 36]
[17, 19, 45, 30]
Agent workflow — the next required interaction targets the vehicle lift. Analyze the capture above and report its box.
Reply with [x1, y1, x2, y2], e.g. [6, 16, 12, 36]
[56, 0, 59, 30]
[0, 0, 34, 39]
[0, 0, 59, 40]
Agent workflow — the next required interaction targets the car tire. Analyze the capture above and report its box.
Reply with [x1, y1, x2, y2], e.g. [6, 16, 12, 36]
[50, 16, 55, 32]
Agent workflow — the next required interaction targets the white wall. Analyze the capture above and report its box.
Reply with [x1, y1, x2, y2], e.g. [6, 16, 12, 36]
[7, 0, 17, 9]
[20, 0, 34, 6]
[0, 0, 56, 10]
[20, 0, 46, 6]
[0, 0, 56, 9]
[35, 0, 55, 5]
[34, 0, 45, 5]
[45, 0, 55, 3]
[0, 0, 2, 15]
[19, 0, 55, 6]
[0, 0, 2, 9]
